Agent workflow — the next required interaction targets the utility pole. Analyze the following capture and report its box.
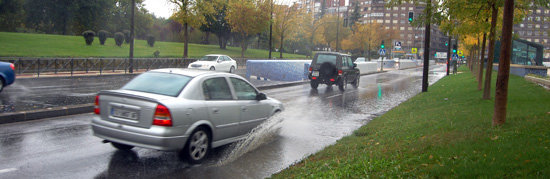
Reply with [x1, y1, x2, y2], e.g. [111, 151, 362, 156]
[268, 0, 273, 59]
[421, 0, 431, 92]
[336, 1, 340, 52]
[129, 0, 135, 73]
[446, 35, 451, 76]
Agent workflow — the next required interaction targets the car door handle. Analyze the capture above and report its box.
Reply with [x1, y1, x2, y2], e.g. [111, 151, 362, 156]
[241, 107, 248, 112]
[212, 108, 219, 114]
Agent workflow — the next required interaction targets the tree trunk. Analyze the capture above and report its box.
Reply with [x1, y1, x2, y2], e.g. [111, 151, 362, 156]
[218, 34, 223, 48]
[483, 2, 498, 100]
[204, 31, 210, 44]
[478, 32, 487, 90]
[129, 0, 135, 73]
[493, 0, 514, 126]
[183, 23, 189, 58]
[279, 34, 284, 59]
[241, 37, 246, 58]
[421, 0, 431, 93]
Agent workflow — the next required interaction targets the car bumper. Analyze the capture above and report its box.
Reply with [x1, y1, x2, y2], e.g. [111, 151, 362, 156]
[188, 66, 211, 70]
[91, 117, 188, 151]
[308, 73, 341, 84]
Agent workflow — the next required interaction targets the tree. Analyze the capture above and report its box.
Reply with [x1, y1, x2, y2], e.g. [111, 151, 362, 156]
[348, 0, 361, 28]
[0, 0, 24, 32]
[273, 4, 300, 58]
[170, 0, 215, 58]
[342, 23, 383, 60]
[492, 0, 514, 126]
[226, 0, 270, 57]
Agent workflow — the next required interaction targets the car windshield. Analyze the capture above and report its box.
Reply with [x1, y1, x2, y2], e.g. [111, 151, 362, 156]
[198, 56, 218, 61]
[316, 54, 337, 65]
[121, 72, 192, 97]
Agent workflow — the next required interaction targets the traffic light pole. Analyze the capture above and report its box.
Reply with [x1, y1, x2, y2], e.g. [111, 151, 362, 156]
[446, 35, 451, 76]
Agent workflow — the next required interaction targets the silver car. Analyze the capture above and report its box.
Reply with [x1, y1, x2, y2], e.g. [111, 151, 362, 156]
[91, 69, 283, 164]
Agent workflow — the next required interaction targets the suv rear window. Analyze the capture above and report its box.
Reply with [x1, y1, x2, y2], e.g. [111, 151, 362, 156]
[121, 72, 192, 97]
[315, 54, 337, 65]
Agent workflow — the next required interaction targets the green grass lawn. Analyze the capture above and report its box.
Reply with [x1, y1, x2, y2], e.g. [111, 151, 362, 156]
[273, 67, 550, 178]
[0, 32, 306, 59]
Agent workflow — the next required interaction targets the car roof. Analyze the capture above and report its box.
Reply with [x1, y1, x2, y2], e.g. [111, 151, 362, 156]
[148, 68, 241, 78]
[204, 54, 226, 57]
[316, 52, 350, 56]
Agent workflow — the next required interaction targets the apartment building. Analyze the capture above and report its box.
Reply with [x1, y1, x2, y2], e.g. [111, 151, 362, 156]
[513, 7, 550, 60]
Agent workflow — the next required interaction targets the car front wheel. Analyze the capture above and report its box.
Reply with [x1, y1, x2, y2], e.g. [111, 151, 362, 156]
[181, 127, 210, 164]
[352, 75, 359, 88]
[229, 66, 235, 73]
[209, 66, 215, 71]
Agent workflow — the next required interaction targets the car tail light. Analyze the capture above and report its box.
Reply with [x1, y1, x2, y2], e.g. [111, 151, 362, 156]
[94, 95, 100, 115]
[10, 63, 15, 71]
[312, 77, 317, 80]
[153, 104, 173, 126]
[330, 78, 335, 82]
[338, 70, 343, 75]
[308, 67, 312, 72]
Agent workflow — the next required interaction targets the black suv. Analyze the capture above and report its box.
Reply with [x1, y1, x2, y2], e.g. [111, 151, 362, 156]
[308, 52, 360, 91]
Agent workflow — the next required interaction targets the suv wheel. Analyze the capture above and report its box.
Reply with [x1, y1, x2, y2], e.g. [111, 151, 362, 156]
[310, 81, 319, 89]
[111, 142, 134, 150]
[338, 78, 347, 91]
[352, 75, 359, 88]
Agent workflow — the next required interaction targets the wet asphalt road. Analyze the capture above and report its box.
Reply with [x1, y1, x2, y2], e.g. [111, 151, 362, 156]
[0, 65, 447, 178]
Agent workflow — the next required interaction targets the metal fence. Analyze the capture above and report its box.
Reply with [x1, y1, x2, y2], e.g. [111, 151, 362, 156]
[0, 57, 249, 77]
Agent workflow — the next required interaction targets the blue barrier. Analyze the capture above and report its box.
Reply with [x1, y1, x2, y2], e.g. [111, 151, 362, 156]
[246, 60, 312, 81]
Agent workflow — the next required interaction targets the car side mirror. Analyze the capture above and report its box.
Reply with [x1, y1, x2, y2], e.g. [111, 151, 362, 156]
[353, 63, 357, 68]
[217, 60, 221, 63]
[256, 93, 267, 101]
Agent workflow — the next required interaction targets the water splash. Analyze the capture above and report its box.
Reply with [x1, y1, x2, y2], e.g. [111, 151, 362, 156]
[217, 112, 285, 166]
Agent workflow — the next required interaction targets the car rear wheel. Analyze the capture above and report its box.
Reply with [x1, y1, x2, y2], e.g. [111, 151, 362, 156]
[111, 142, 134, 150]
[310, 81, 318, 89]
[338, 78, 347, 91]
[209, 66, 215, 71]
[181, 127, 210, 164]
[229, 66, 235, 73]
[352, 75, 359, 88]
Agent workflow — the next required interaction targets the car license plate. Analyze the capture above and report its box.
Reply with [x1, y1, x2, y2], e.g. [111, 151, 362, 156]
[312, 71, 319, 76]
[111, 108, 138, 120]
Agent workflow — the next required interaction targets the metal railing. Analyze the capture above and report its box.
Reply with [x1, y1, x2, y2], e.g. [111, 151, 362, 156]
[0, 57, 249, 77]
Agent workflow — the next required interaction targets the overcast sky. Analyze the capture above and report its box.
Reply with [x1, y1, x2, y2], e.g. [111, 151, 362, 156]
[142, 0, 299, 19]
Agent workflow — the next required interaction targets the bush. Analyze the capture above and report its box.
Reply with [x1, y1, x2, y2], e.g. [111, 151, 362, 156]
[147, 35, 155, 47]
[123, 30, 131, 44]
[114, 32, 124, 47]
[98, 30, 109, 45]
[153, 50, 160, 57]
[82, 30, 95, 45]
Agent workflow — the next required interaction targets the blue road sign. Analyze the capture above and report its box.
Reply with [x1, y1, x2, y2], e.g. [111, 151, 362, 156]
[452, 54, 459, 59]
[379, 49, 386, 56]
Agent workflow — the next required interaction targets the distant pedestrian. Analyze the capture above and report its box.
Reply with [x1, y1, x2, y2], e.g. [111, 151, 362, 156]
[451, 59, 458, 74]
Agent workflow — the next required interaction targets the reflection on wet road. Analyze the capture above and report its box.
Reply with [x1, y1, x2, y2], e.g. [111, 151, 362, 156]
[0, 65, 446, 178]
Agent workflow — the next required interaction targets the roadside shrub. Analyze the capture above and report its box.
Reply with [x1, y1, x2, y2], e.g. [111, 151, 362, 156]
[114, 32, 124, 47]
[123, 30, 131, 44]
[82, 30, 95, 45]
[147, 35, 155, 47]
[98, 30, 109, 45]
[153, 50, 160, 57]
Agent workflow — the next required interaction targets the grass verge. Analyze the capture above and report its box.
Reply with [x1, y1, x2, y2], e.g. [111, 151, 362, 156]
[0, 32, 305, 59]
[273, 66, 550, 178]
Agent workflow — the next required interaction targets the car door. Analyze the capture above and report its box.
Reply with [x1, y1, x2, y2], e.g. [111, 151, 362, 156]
[228, 77, 272, 136]
[221, 56, 231, 72]
[343, 56, 357, 82]
[202, 77, 241, 141]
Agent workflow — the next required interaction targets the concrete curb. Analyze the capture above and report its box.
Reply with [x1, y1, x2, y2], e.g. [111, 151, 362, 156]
[0, 104, 93, 125]
[525, 76, 550, 88]
[0, 70, 388, 125]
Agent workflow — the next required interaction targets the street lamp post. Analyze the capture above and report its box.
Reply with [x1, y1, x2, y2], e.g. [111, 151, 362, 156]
[336, 2, 340, 52]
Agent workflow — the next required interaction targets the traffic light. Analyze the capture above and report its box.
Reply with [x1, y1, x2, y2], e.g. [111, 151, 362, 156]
[452, 44, 457, 53]
[445, 41, 448, 46]
[408, 12, 414, 23]
[381, 40, 385, 49]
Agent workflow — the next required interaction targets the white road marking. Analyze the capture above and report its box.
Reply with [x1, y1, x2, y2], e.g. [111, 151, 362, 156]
[0, 168, 17, 174]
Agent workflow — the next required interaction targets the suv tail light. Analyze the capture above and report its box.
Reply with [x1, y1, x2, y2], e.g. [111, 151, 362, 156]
[308, 67, 312, 72]
[338, 70, 343, 75]
[153, 104, 173, 126]
[10, 63, 15, 71]
[94, 95, 100, 115]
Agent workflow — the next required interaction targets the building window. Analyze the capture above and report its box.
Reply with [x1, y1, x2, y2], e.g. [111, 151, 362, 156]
[393, 20, 398, 24]
[385, 26, 390, 30]
[386, 13, 391, 17]
[400, 27, 405, 30]
[536, 24, 540, 29]
[408, 27, 412, 30]
[409, 7, 413, 10]
[385, 20, 390, 23]
[536, 9, 541, 13]
[408, 34, 412, 38]
[527, 39, 531, 42]
[520, 24, 524, 27]
[393, 7, 398, 10]
[400, 34, 404, 38]
[401, 13, 406, 17]
[377, 19, 383, 23]
[534, 39, 540, 43]
[393, 14, 398, 17]
[401, 7, 406, 10]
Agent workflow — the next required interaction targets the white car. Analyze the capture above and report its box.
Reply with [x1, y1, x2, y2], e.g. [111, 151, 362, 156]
[188, 54, 237, 73]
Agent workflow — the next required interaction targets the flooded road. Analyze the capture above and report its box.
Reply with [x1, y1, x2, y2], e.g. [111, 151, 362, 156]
[0, 65, 446, 178]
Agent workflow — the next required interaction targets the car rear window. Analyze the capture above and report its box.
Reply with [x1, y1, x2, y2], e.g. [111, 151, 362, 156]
[121, 72, 192, 97]
[315, 54, 337, 65]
